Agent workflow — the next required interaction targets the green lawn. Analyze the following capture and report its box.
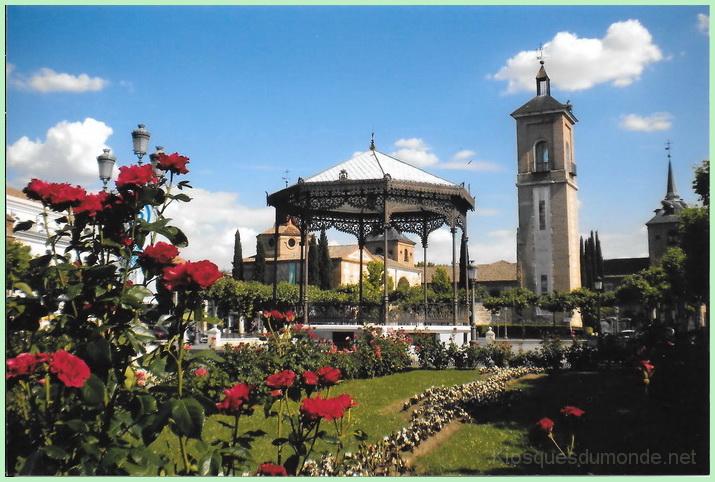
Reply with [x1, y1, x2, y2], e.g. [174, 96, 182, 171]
[150, 354, 709, 476]
[151, 369, 483, 474]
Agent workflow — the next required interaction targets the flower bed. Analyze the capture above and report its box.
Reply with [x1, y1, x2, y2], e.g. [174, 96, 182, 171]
[301, 366, 543, 476]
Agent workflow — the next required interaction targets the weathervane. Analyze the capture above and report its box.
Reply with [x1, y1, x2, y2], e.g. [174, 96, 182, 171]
[282, 170, 291, 188]
[665, 140, 673, 162]
[536, 43, 547, 64]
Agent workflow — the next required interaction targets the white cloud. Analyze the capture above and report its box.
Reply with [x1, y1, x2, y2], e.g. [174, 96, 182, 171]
[619, 112, 673, 132]
[491, 19, 663, 93]
[391, 138, 440, 167]
[454, 150, 476, 161]
[164, 188, 274, 271]
[8, 65, 109, 92]
[7, 118, 114, 184]
[697, 14, 709, 35]
[389, 139, 502, 172]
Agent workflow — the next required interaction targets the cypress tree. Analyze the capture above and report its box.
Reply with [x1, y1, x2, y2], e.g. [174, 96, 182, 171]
[595, 231, 605, 281]
[458, 233, 468, 290]
[254, 239, 266, 284]
[232, 229, 244, 281]
[308, 235, 320, 286]
[318, 229, 334, 290]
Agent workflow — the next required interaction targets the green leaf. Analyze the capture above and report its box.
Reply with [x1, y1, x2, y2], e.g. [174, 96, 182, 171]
[271, 437, 290, 447]
[65, 419, 89, 433]
[168, 192, 192, 203]
[102, 447, 129, 468]
[13, 220, 34, 232]
[171, 397, 205, 438]
[12, 282, 34, 296]
[187, 349, 225, 363]
[220, 446, 251, 459]
[85, 338, 112, 368]
[41, 445, 68, 460]
[81, 374, 106, 406]
[321, 435, 341, 445]
[66, 282, 84, 300]
[198, 450, 222, 476]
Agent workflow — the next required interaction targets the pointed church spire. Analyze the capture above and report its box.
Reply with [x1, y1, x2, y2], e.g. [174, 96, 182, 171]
[665, 141, 679, 200]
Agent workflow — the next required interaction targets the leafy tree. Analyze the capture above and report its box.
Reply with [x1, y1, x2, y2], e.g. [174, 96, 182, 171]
[539, 290, 576, 327]
[362, 261, 392, 301]
[231, 229, 244, 281]
[431, 267, 452, 297]
[253, 239, 266, 283]
[6, 239, 34, 290]
[692, 159, 709, 206]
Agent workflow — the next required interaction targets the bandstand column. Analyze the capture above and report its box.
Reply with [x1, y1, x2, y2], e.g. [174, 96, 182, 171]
[451, 225, 458, 325]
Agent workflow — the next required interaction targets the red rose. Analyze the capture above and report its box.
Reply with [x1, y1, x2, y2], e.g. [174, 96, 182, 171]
[50, 183, 87, 208]
[49, 350, 91, 388]
[6, 352, 50, 379]
[162, 260, 222, 291]
[300, 395, 347, 422]
[536, 417, 555, 433]
[265, 370, 296, 390]
[115, 164, 158, 189]
[638, 360, 655, 374]
[156, 152, 190, 175]
[23, 180, 86, 211]
[302, 371, 318, 386]
[560, 406, 586, 418]
[75, 191, 110, 216]
[335, 393, 357, 410]
[194, 368, 209, 377]
[215, 383, 253, 414]
[270, 310, 284, 321]
[23, 179, 55, 202]
[317, 366, 342, 386]
[141, 242, 180, 265]
[256, 463, 287, 476]
[184, 260, 223, 288]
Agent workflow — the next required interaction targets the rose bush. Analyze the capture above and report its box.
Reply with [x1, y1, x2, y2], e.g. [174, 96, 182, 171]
[5, 146, 233, 475]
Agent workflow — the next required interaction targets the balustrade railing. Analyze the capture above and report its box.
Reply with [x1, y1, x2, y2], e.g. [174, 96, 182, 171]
[306, 302, 470, 326]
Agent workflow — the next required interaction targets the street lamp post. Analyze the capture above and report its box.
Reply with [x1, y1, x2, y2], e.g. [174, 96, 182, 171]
[96, 148, 116, 191]
[594, 276, 603, 335]
[468, 261, 478, 343]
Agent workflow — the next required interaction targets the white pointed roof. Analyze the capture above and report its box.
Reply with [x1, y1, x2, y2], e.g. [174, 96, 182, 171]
[305, 149, 459, 187]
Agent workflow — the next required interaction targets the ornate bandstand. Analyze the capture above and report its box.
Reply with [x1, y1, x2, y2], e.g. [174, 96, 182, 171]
[266, 141, 475, 328]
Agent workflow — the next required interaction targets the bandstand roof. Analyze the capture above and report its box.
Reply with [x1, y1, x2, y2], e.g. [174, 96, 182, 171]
[306, 149, 458, 187]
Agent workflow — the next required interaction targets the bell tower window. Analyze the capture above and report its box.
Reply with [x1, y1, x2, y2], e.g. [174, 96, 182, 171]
[534, 141, 549, 172]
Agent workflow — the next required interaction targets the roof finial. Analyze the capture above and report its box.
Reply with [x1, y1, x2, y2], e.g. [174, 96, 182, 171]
[537, 43, 546, 65]
[370, 129, 375, 151]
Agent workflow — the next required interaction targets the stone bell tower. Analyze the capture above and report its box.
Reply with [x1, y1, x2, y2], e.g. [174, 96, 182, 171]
[512, 60, 581, 296]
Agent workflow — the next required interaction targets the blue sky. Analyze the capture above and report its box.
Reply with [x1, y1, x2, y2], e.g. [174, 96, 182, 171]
[5, 5, 710, 272]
